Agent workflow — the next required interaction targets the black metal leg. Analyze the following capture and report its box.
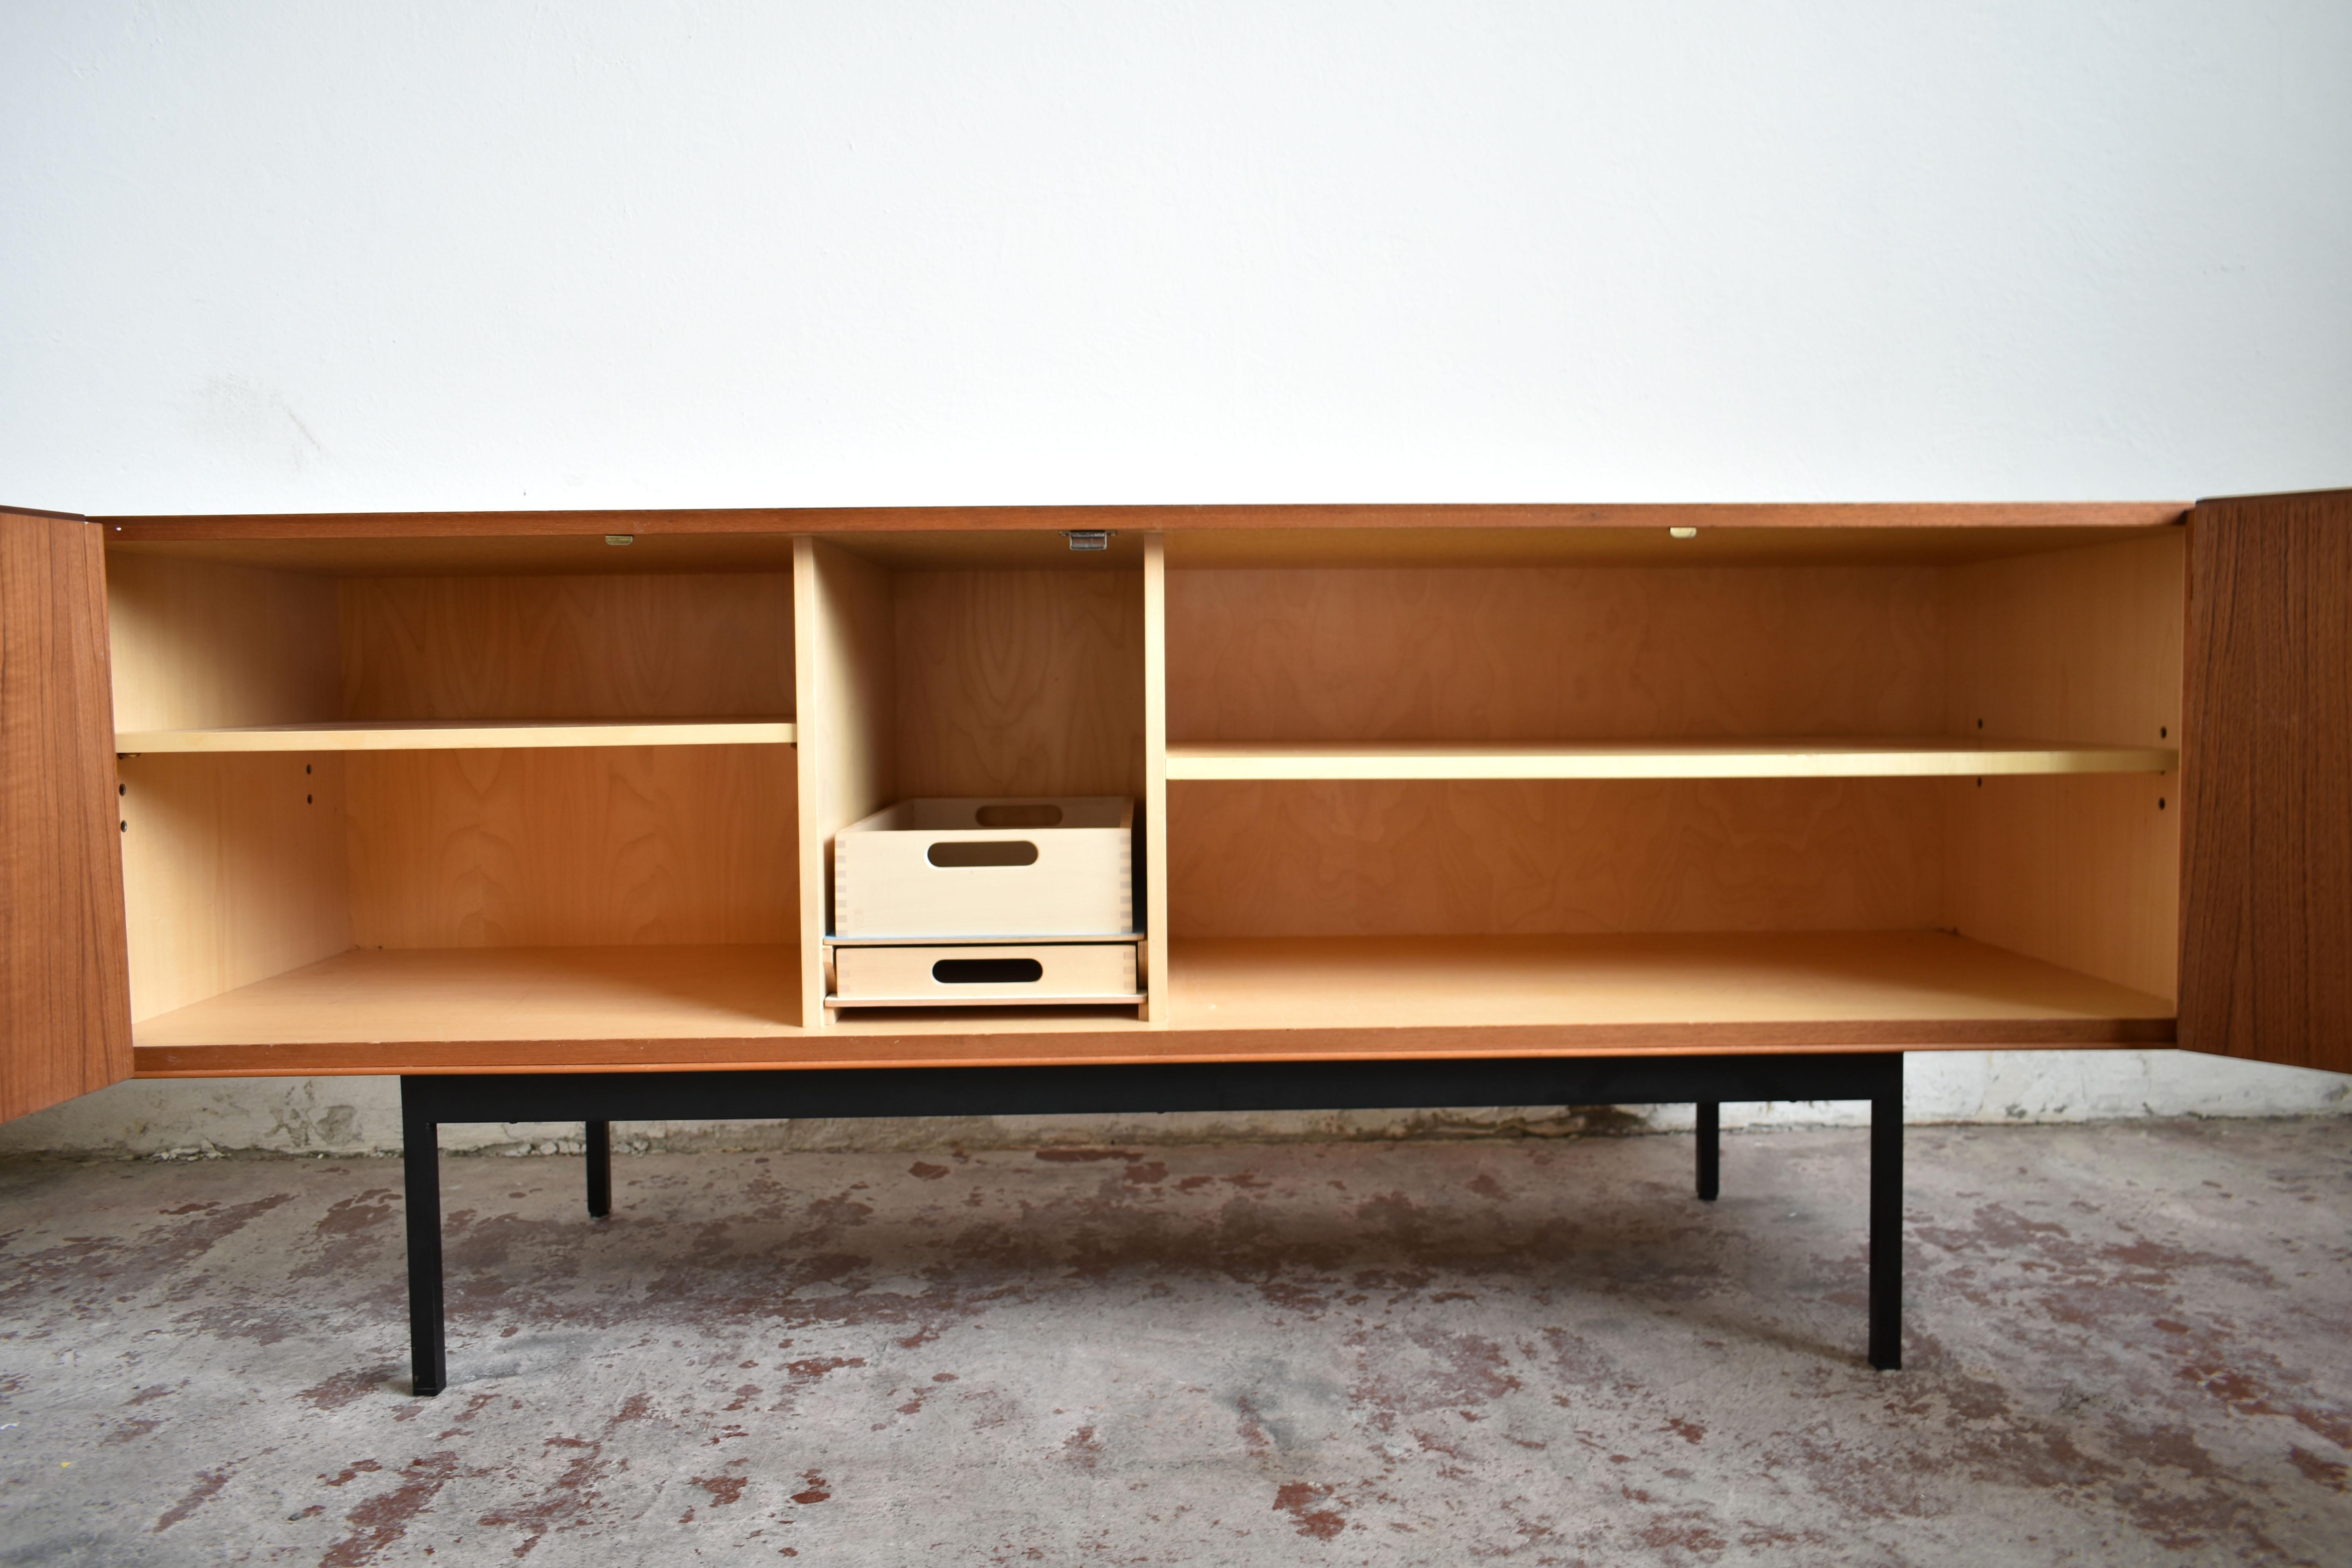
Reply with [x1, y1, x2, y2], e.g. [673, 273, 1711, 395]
[1868, 1062, 1904, 1371]
[1695, 1102, 1720, 1200]
[586, 1122, 612, 1218]
[398, 1055, 1904, 1390]
[400, 1083, 447, 1397]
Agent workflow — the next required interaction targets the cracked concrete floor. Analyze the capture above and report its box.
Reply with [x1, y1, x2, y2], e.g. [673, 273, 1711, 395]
[0, 1119, 2347, 1566]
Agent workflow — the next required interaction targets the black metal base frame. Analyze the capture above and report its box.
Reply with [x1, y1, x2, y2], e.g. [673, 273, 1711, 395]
[400, 1052, 1904, 1396]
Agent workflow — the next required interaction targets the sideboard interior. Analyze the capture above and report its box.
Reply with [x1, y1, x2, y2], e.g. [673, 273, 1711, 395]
[98, 516, 2187, 1066]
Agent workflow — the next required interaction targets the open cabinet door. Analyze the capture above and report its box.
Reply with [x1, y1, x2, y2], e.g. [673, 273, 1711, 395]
[0, 507, 132, 1120]
[2179, 488, 2352, 1073]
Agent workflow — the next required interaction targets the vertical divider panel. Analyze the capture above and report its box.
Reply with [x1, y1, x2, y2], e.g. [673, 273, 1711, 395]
[1142, 535, 1170, 1022]
[793, 538, 897, 1027]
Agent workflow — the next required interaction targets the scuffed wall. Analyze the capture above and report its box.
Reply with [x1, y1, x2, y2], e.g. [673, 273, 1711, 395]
[2, 1052, 2341, 1160]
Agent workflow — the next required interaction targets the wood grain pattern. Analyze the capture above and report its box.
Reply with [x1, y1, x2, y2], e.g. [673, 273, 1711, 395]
[1944, 774, 2179, 1003]
[1168, 779, 1942, 938]
[341, 572, 794, 720]
[100, 500, 2189, 543]
[2179, 489, 2352, 1072]
[105, 550, 339, 732]
[118, 752, 352, 1022]
[1169, 739, 2175, 780]
[1944, 530, 2185, 748]
[134, 945, 800, 1045]
[893, 569, 1145, 799]
[796, 538, 898, 1024]
[0, 510, 132, 1120]
[116, 719, 795, 753]
[1142, 536, 1171, 1021]
[346, 746, 796, 948]
[1167, 565, 1945, 744]
[124, 930, 2167, 1074]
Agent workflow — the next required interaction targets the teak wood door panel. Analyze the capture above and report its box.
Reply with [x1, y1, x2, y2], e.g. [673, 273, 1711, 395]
[1, 508, 132, 1121]
[2180, 489, 2352, 1073]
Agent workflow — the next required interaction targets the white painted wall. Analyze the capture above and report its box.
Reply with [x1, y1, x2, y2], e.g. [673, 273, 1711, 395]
[4, 3, 2348, 1152]
[7, 1, 2350, 512]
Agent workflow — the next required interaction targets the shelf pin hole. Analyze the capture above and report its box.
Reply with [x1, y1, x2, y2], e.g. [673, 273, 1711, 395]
[2158, 798, 2167, 810]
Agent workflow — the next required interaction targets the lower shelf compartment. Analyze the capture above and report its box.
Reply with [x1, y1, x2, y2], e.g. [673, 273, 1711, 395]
[129, 930, 2172, 1075]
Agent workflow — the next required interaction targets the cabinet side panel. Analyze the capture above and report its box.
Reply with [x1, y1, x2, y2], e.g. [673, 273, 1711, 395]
[893, 568, 1145, 798]
[1, 512, 132, 1120]
[341, 572, 794, 721]
[2180, 491, 2352, 1071]
[120, 752, 351, 1021]
[106, 552, 340, 731]
[1944, 775, 2178, 1001]
[1942, 532, 2185, 999]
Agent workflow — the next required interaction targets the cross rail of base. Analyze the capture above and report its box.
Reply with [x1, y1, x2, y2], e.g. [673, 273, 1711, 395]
[399, 1052, 1905, 1396]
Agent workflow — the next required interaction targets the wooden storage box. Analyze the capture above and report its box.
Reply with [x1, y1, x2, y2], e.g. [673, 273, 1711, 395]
[831, 942, 1140, 1005]
[832, 797, 1135, 939]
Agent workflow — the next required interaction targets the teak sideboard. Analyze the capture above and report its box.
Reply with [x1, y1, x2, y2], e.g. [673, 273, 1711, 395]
[3, 494, 2347, 1389]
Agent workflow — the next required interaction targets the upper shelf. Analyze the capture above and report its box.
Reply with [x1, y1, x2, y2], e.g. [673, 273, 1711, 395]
[114, 719, 797, 753]
[1167, 738, 2177, 782]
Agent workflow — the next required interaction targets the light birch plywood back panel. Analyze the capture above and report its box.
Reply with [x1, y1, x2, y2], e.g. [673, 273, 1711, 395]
[118, 752, 351, 1022]
[106, 553, 340, 733]
[893, 569, 1145, 799]
[341, 573, 795, 721]
[346, 746, 796, 948]
[1168, 778, 1942, 938]
[1941, 532, 2187, 999]
[1166, 565, 1945, 743]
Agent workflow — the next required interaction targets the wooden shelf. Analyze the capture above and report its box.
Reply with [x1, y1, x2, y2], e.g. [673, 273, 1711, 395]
[114, 719, 796, 753]
[1167, 738, 2177, 782]
[128, 930, 2170, 1076]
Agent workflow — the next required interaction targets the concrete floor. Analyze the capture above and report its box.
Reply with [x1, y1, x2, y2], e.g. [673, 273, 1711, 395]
[0, 1121, 2346, 1566]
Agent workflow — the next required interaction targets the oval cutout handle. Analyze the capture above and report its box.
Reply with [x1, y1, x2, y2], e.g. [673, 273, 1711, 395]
[927, 839, 1039, 868]
[976, 802, 1063, 828]
[933, 957, 1044, 985]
